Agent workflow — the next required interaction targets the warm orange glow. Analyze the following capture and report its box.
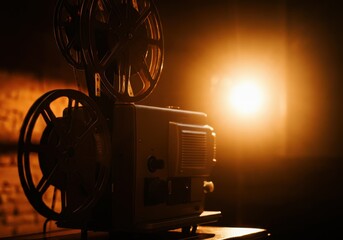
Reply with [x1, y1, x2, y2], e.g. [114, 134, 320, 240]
[228, 80, 265, 116]
[217, 68, 271, 121]
[209, 58, 287, 157]
[0, 71, 77, 143]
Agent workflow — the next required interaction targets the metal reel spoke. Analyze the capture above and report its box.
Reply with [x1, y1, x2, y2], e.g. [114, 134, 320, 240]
[36, 162, 62, 195]
[54, 0, 85, 69]
[81, 0, 164, 102]
[17, 89, 111, 220]
[133, 4, 152, 32]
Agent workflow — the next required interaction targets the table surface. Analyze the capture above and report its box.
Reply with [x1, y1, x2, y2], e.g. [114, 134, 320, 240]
[4, 226, 270, 240]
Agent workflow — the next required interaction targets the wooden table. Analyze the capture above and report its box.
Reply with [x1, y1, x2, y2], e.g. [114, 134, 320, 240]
[4, 226, 270, 240]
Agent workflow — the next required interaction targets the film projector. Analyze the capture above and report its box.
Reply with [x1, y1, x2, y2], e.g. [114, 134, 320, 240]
[17, 0, 221, 236]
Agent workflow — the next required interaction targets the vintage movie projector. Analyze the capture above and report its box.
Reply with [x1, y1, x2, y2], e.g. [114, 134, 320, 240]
[17, 0, 220, 234]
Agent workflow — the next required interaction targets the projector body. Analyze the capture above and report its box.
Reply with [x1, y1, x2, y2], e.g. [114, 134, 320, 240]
[54, 103, 217, 232]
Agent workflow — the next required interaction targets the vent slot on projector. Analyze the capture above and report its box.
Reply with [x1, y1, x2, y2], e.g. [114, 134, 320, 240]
[169, 122, 215, 177]
[181, 130, 207, 170]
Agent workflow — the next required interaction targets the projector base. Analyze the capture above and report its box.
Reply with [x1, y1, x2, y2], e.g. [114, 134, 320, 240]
[136, 210, 222, 233]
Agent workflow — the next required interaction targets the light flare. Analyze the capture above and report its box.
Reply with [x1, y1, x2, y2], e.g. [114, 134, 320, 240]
[228, 81, 266, 116]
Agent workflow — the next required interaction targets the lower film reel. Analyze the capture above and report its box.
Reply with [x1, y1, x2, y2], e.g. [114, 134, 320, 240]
[81, 0, 164, 102]
[17, 89, 111, 221]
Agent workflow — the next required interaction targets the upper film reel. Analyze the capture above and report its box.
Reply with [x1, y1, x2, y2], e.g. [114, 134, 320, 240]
[81, 0, 164, 102]
[54, 0, 86, 69]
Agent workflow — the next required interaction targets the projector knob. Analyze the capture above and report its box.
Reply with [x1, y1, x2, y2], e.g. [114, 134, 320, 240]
[203, 181, 214, 193]
[147, 156, 165, 172]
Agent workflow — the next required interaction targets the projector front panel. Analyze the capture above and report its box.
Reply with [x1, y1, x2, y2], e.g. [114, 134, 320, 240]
[111, 104, 216, 231]
[133, 105, 214, 226]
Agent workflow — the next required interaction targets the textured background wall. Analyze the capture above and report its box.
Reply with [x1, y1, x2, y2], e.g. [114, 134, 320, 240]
[0, 71, 75, 238]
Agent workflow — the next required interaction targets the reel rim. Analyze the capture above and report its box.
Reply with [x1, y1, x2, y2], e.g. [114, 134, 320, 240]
[17, 89, 111, 221]
[18, 90, 60, 219]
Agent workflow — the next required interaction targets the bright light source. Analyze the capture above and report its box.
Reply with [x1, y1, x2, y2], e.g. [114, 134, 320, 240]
[229, 81, 265, 116]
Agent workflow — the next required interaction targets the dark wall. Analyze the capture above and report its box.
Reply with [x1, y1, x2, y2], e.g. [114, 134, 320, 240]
[0, 1, 72, 79]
